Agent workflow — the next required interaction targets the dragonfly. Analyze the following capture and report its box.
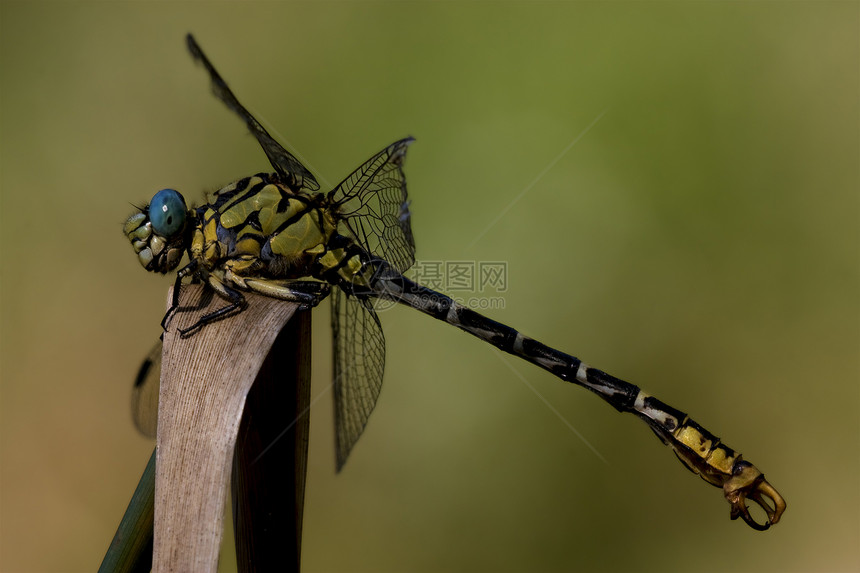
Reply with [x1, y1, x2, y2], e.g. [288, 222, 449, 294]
[126, 34, 785, 531]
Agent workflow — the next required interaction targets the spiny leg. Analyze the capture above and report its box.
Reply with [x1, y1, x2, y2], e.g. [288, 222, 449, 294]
[245, 278, 331, 310]
[161, 260, 199, 331]
[173, 272, 329, 337]
[177, 274, 247, 338]
[243, 278, 331, 309]
[220, 258, 330, 308]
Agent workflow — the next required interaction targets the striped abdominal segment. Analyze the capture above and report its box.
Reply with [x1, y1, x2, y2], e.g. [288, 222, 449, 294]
[377, 274, 785, 530]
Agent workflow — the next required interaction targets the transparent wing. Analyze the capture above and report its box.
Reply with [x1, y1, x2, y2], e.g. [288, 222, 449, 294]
[186, 34, 319, 192]
[330, 288, 386, 471]
[328, 138, 416, 274]
[131, 339, 162, 439]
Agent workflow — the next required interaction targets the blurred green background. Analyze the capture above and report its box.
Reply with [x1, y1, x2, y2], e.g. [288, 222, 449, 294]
[1, 2, 857, 572]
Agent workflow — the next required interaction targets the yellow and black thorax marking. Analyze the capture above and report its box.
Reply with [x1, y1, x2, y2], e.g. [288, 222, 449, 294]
[190, 173, 372, 289]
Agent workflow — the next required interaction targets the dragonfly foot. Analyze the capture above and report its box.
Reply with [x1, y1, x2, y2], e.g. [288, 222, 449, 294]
[176, 300, 247, 338]
[161, 307, 177, 332]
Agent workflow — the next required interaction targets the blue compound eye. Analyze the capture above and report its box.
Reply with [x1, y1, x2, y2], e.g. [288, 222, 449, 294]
[149, 189, 186, 237]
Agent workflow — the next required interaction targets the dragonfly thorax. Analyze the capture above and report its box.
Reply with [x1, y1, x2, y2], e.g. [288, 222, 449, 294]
[188, 173, 345, 281]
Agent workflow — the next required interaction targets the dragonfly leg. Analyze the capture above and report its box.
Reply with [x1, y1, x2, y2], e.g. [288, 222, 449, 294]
[243, 277, 331, 309]
[161, 260, 198, 331]
[177, 274, 247, 338]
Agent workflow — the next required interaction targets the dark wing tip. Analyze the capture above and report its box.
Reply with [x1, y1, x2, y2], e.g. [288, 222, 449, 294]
[394, 136, 416, 150]
[186, 33, 201, 59]
[133, 358, 153, 388]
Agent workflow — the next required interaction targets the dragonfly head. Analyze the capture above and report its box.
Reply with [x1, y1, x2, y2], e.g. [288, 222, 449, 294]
[124, 188, 189, 273]
[723, 460, 786, 531]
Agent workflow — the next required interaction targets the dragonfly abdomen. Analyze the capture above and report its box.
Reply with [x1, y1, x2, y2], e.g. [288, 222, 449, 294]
[376, 274, 642, 406]
[377, 273, 785, 528]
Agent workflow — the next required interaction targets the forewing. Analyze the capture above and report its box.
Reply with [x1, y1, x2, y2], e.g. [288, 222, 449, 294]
[131, 339, 162, 439]
[329, 138, 416, 274]
[186, 34, 319, 192]
[331, 288, 386, 471]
